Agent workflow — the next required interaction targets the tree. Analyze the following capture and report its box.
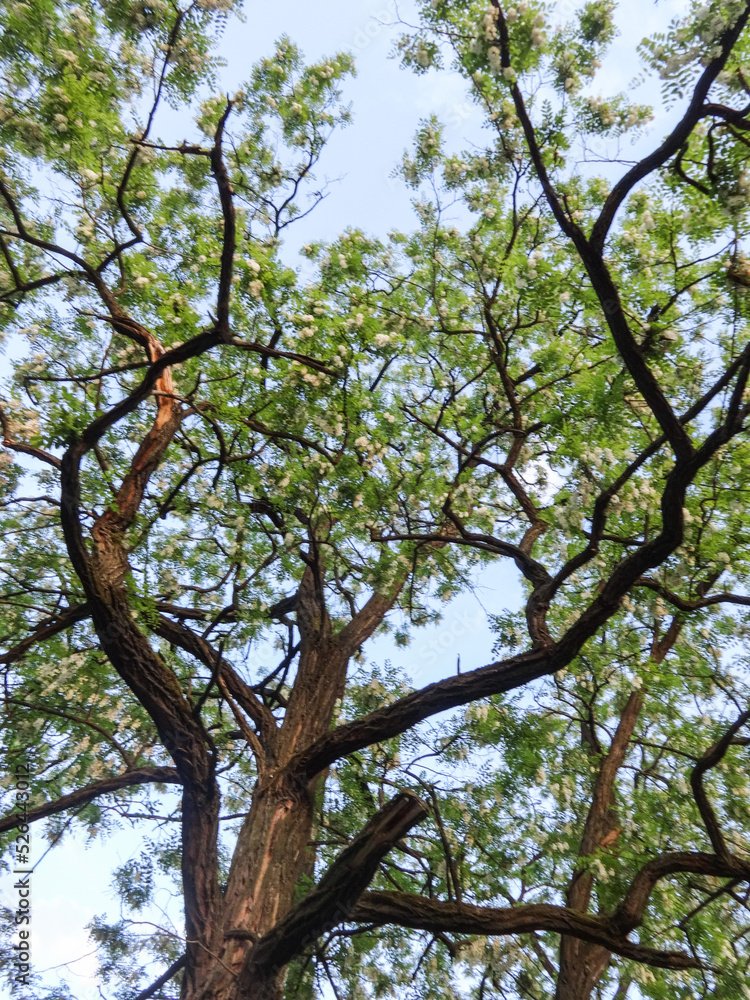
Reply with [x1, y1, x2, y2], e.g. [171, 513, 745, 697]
[3, 0, 750, 997]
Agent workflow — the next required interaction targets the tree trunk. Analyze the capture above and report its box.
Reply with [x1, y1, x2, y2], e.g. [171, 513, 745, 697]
[555, 938, 611, 1000]
[191, 631, 350, 1000]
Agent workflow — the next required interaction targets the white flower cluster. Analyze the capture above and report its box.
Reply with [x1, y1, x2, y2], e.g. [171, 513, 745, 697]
[583, 95, 652, 133]
[2, 398, 40, 439]
[505, 2, 529, 24]
[482, 8, 498, 41]
[694, 1, 744, 43]
[443, 156, 470, 184]
[649, 4, 742, 82]
[196, 0, 235, 10]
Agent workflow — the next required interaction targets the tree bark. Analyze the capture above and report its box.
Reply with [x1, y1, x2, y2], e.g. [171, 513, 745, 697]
[234, 792, 428, 1000]
[554, 622, 681, 1000]
[191, 556, 351, 1000]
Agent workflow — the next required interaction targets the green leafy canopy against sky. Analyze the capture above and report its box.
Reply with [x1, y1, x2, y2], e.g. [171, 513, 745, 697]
[3, 2, 750, 999]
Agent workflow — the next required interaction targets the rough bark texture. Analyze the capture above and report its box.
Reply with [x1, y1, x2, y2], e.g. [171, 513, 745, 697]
[554, 621, 681, 1000]
[233, 792, 429, 1000]
[5, 11, 750, 995]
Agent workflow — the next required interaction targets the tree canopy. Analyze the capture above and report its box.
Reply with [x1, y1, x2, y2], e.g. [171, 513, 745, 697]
[3, 1, 750, 999]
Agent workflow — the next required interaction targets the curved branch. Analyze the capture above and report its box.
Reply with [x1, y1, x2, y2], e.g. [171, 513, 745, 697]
[235, 791, 429, 989]
[690, 709, 750, 860]
[59, 329, 219, 596]
[350, 892, 702, 972]
[151, 614, 278, 758]
[0, 766, 181, 834]
[230, 338, 337, 376]
[108, 12, 187, 255]
[0, 402, 62, 471]
[371, 527, 548, 589]
[591, 6, 750, 251]
[613, 850, 750, 936]
[488, 1, 750, 462]
[636, 576, 750, 611]
[0, 603, 91, 667]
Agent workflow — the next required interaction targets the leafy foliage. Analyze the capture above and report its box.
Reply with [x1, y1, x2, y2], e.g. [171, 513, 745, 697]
[2, 2, 750, 1000]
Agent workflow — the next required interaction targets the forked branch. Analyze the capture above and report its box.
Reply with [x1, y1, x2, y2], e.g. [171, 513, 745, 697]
[234, 792, 429, 990]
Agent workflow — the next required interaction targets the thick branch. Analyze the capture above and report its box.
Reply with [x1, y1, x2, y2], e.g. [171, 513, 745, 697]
[76, 331, 220, 454]
[613, 851, 750, 935]
[591, 5, 750, 251]
[556, 633, 680, 997]
[0, 766, 181, 834]
[288, 648, 551, 781]
[566, 689, 644, 913]
[334, 554, 409, 658]
[0, 603, 90, 666]
[350, 892, 702, 971]
[56, 325, 224, 982]
[235, 792, 428, 986]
